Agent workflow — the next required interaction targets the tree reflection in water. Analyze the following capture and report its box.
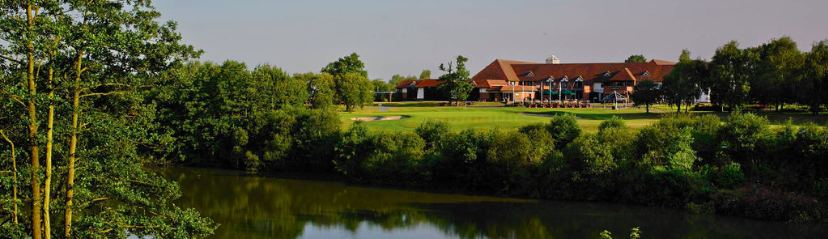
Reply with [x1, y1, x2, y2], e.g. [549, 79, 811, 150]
[164, 167, 828, 239]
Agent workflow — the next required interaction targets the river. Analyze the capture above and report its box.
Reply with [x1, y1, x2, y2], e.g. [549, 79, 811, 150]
[164, 167, 827, 239]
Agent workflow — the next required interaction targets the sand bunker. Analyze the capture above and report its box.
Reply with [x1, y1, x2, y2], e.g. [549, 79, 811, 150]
[350, 115, 411, 121]
[520, 113, 583, 119]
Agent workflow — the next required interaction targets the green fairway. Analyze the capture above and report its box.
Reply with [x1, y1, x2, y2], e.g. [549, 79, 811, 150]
[339, 104, 828, 133]
[339, 106, 663, 132]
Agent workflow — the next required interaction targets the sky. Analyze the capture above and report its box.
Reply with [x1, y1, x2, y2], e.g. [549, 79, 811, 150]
[153, 0, 828, 81]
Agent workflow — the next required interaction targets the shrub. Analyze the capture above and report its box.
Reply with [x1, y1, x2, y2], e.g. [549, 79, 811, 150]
[547, 114, 582, 148]
[566, 134, 615, 176]
[598, 116, 626, 132]
[719, 112, 772, 163]
[715, 162, 745, 189]
[415, 119, 450, 150]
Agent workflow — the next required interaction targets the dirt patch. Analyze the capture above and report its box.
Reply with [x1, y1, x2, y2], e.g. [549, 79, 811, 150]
[520, 113, 584, 119]
[350, 115, 411, 121]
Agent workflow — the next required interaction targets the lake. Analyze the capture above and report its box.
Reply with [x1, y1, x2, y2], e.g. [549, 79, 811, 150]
[165, 167, 827, 239]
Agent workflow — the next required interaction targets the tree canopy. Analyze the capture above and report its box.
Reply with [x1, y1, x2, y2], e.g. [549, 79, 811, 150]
[436, 55, 474, 105]
[625, 55, 648, 63]
[631, 80, 661, 113]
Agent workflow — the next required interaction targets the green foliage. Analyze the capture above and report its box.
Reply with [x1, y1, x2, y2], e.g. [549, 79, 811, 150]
[631, 80, 661, 113]
[419, 69, 432, 79]
[547, 114, 582, 148]
[599, 116, 627, 131]
[709, 41, 751, 110]
[437, 55, 475, 105]
[321, 52, 368, 78]
[719, 112, 772, 162]
[567, 135, 616, 176]
[625, 54, 648, 63]
[662, 50, 708, 113]
[298, 72, 336, 109]
[415, 119, 451, 150]
[800, 41, 828, 115]
[338, 72, 374, 111]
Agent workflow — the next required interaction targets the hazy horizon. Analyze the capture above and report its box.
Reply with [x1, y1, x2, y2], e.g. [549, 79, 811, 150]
[154, 0, 828, 81]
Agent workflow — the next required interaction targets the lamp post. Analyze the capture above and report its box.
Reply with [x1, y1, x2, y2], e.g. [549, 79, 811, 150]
[545, 77, 553, 105]
[559, 78, 568, 103]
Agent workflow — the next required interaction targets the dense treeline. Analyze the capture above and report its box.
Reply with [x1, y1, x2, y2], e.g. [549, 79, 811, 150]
[1, 1, 215, 238]
[652, 37, 828, 114]
[334, 113, 828, 222]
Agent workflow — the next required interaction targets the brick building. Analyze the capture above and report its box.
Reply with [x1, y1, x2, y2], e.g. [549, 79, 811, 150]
[471, 58, 676, 103]
[394, 57, 678, 103]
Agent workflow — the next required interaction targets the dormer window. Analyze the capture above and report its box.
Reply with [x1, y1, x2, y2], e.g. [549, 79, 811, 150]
[520, 71, 534, 78]
[642, 71, 650, 77]
[603, 71, 611, 77]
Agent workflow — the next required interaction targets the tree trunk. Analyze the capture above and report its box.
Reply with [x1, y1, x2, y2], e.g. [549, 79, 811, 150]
[43, 59, 55, 239]
[646, 104, 649, 113]
[26, 5, 43, 239]
[65, 51, 83, 239]
[1, 131, 18, 225]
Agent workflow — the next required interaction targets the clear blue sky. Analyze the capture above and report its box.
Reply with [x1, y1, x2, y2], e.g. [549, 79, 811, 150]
[154, 0, 828, 81]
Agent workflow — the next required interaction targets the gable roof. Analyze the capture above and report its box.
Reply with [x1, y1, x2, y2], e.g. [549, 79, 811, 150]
[473, 59, 675, 84]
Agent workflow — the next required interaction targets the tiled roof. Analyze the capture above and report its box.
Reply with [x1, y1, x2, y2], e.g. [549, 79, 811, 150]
[395, 80, 417, 88]
[472, 79, 508, 89]
[610, 68, 637, 81]
[415, 79, 443, 88]
[473, 59, 675, 84]
[650, 59, 677, 65]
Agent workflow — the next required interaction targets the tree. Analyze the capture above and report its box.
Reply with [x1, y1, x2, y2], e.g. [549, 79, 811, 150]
[339, 72, 374, 111]
[436, 55, 474, 106]
[631, 80, 661, 113]
[321, 52, 368, 78]
[662, 50, 707, 113]
[389, 74, 417, 87]
[0, 1, 215, 238]
[625, 55, 648, 63]
[709, 41, 751, 111]
[420, 69, 432, 79]
[750, 37, 804, 111]
[372, 79, 394, 92]
[800, 40, 828, 115]
[297, 72, 336, 109]
[322, 52, 370, 107]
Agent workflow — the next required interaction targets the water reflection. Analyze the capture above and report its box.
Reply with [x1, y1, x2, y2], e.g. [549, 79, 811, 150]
[165, 167, 827, 239]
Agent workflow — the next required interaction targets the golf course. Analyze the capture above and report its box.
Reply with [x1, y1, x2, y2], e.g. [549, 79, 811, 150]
[339, 103, 828, 133]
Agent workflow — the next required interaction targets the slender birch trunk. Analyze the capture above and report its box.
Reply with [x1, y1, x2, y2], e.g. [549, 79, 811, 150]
[65, 50, 83, 239]
[26, 4, 43, 239]
[43, 54, 56, 239]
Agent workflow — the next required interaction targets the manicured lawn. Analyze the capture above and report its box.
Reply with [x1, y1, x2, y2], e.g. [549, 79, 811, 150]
[339, 106, 663, 133]
[339, 104, 828, 133]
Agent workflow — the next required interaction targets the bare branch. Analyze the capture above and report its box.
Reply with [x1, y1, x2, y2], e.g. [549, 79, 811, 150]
[0, 55, 23, 64]
[79, 91, 128, 98]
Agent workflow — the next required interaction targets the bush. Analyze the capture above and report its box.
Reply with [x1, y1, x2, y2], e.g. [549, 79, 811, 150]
[598, 116, 626, 132]
[415, 119, 450, 150]
[566, 134, 615, 176]
[547, 114, 582, 148]
[719, 112, 772, 163]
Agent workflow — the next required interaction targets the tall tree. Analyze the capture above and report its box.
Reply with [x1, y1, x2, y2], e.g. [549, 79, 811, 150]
[800, 40, 828, 115]
[709, 41, 751, 111]
[419, 69, 431, 79]
[322, 52, 370, 107]
[750, 37, 804, 111]
[625, 55, 648, 63]
[437, 55, 474, 106]
[631, 80, 661, 113]
[1, 1, 215, 238]
[339, 72, 374, 111]
[662, 50, 707, 113]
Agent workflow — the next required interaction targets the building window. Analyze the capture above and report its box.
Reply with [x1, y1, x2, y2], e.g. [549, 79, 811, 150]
[642, 71, 650, 76]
